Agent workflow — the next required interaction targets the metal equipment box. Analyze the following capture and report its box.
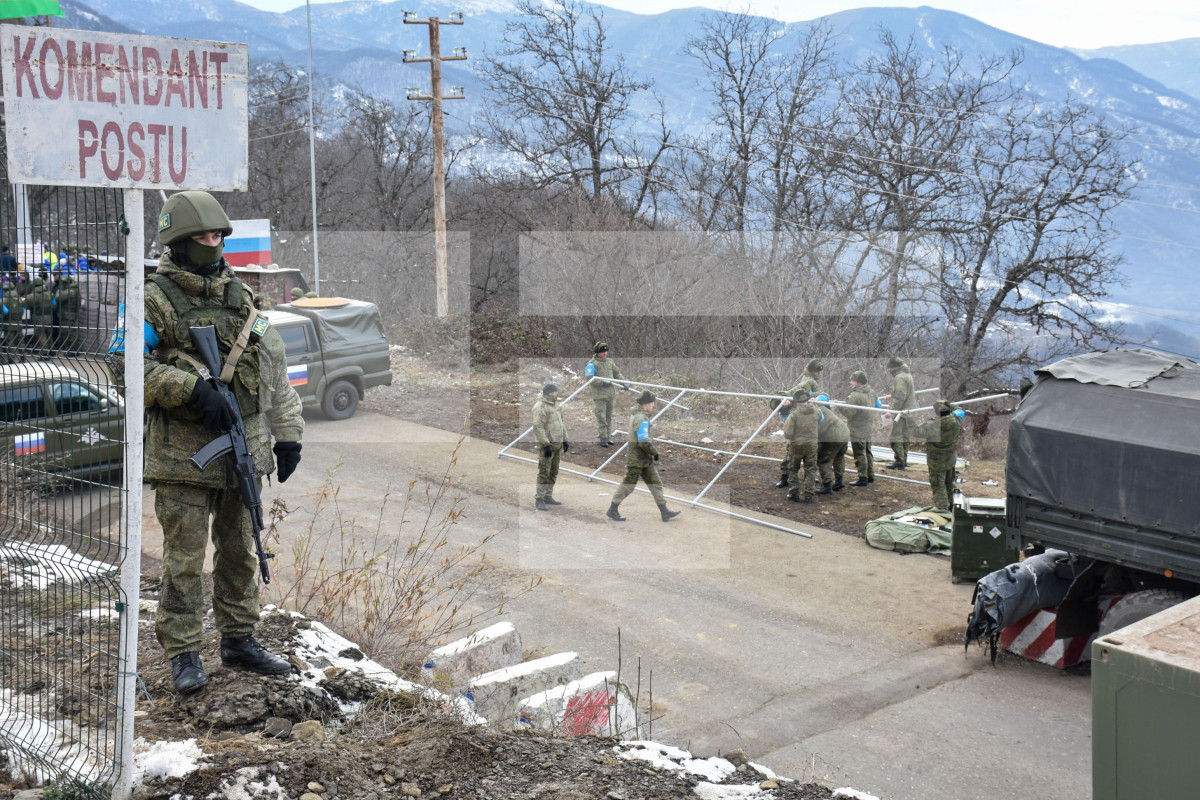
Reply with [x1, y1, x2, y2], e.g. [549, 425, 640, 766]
[1092, 594, 1200, 800]
[950, 496, 1016, 583]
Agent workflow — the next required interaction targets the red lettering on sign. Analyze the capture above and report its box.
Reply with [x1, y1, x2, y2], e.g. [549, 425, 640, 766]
[164, 49, 186, 107]
[100, 121, 124, 180]
[94, 42, 115, 104]
[39, 37, 64, 100]
[117, 45, 139, 104]
[210, 51, 228, 109]
[168, 126, 187, 182]
[147, 123, 167, 183]
[78, 119, 99, 179]
[141, 47, 162, 106]
[66, 40, 93, 102]
[127, 122, 146, 181]
[13, 35, 38, 98]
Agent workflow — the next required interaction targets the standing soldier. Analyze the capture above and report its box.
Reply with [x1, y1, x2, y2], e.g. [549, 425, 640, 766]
[586, 342, 625, 447]
[882, 356, 915, 469]
[783, 390, 820, 504]
[776, 358, 824, 487]
[108, 190, 304, 695]
[24, 277, 55, 352]
[606, 390, 680, 522]
[531, 383, 569, 511]
[907, 399, 964, 511]
[55, 274, 82, 355]
[844, 370, 878, 486]
[814, 394, 849, 494]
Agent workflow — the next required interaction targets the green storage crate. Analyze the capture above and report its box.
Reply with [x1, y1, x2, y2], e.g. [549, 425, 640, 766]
[950, 496, 1016, 583]
[1093, 595, 1200, 800]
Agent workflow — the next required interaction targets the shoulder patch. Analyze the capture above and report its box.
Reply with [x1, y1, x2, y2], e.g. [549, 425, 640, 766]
[251, 316, 270, 338]
[585, 361, 595, 376]
[158, 213, 171, 232]
[636, 419, 651, 441]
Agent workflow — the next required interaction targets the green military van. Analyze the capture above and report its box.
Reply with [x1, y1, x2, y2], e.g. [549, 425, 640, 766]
[0, 362, 124, 482]
[264, 298, 392, 421]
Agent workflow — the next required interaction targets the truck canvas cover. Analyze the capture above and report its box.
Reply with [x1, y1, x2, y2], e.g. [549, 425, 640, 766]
[1008, 348, 1200, 537]
[284, 299, 388, 350]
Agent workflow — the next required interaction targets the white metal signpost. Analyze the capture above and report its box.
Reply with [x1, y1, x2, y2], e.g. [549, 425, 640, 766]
[1, 24, 249, 799]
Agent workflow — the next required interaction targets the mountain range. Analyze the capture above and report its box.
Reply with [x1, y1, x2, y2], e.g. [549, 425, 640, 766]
[48, 0, 1200, 350]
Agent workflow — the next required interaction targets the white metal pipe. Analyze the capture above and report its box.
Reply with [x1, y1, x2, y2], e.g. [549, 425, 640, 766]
[113, 189, 145, 800]
[498, 452, 812, 539]
[497, 377, 594, 458]
[694, 403, 781, 504]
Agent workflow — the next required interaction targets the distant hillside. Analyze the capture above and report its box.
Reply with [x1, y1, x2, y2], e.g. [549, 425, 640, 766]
[47, 1, 1200, 345]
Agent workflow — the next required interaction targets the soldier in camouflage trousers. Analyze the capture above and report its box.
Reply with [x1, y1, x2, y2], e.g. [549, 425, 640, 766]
[908, 399, 964, 511]
[883, 356, 915, 469]
[783, 390, 819, 503]
[777, 358, 823, 488]
[814, 395, 849, 494]
[109, 191, 304, 695]
[532, 383, 569, 510]
[586, 342, 626, 446]
[843, 370, 877, 485]
[606, 390, 680, 522]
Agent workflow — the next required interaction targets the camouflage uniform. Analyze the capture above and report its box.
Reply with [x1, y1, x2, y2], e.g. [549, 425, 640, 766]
[783, 403, 819, 500]
[586, 348, 625, 442]
[912, 403, 962, 510]
[844, 380, 878, 481]
[779, 368, 822, 481]
[0, 284, 16, 360]
[612, 407, 665, 506]
[532, 390, 567, 500]
[112, 253, 303, 660]
[816, 409, 849, 486]
[887, 361, 916, 466]
[54, 276, 82, 354]
[24, 277, 54, 351]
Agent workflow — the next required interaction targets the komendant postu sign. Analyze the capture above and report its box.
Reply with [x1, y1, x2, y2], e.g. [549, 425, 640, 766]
[0, 25, 248, 190]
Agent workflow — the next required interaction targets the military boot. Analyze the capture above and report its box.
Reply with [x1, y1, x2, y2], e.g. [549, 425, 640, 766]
[849, 477, 869, 487]
[814, 482, 833, 495]
[831, 478, 845, 491]
[775, 475, 789, 488]
[606, 503, 625, 521]
[171, 652, 208, 694]
[658, 503, 680, 521]
[787, 492, 801, 502]
[535, 498, 549, 511]
[543, 497, 562, 506]
[220, 636, 291, 674]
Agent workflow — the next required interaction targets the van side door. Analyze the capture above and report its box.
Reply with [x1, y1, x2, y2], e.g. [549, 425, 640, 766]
[274, 319, 323, 408]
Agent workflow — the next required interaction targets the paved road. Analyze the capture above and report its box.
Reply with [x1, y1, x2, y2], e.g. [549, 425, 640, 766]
[141, 410, 1091, 800]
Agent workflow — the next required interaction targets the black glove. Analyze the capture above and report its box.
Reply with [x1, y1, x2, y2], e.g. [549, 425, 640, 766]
[653, 453, 660, 461]
[273, 441, 302, 482]
[542, 445, 553, 458]
[188, 380, 235, 433]
[562, 440, 570, 453]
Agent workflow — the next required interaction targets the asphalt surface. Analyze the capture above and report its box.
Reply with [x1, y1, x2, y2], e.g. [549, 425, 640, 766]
[139, 409, 1092, 800]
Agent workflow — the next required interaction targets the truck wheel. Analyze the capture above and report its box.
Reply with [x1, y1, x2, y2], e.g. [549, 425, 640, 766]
[1098, 589, 1189, 636]
[322, 380, 359, 421]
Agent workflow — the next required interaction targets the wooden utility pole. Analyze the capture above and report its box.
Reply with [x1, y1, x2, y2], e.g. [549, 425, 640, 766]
[403, 11, 466, 318]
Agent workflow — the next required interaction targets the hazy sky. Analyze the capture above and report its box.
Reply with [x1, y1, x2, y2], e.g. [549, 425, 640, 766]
[237, 0, 1200, 50]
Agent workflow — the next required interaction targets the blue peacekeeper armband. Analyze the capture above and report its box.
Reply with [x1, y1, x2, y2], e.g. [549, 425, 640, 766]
[636, 419, 651, 441]
[107, 298, 160, 354]
[876, 398, 882, 408]
[953, 408, 965, 418]
[585, 361, 595, 377]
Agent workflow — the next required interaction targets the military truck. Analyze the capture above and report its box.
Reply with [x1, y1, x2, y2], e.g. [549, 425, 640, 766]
[1004, 347, 1200, 637]
[265, 298, 392, 421]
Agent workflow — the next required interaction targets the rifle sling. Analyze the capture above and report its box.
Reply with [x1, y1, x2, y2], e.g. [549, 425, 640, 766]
[220, 309, 261, 385]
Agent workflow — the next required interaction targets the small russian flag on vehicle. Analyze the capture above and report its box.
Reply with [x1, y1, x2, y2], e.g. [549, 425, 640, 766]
[287, 364, 308, 386]
[15, 432, 46, 456]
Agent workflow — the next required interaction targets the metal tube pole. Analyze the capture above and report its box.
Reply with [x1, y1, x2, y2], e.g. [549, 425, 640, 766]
[694, 403, 781, 504]
[113, 189, 145, 800]
[587, 388, 688, 478]
[305, 0, 321, 294]
[497, 377, 594, 457]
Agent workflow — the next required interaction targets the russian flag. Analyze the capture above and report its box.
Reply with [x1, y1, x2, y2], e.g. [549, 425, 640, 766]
[15, 432, 46, 456]
[287, 364, 308, 387]
[224, 219, 272, 267]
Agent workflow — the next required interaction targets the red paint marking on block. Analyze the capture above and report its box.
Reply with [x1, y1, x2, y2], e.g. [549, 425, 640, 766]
[563, 689, 611, 737]
[999, 595, 1123, 669]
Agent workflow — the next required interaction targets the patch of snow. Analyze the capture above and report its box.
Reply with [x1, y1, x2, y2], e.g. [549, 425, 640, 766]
[133, 738, 205, 784]
[833, 789, 881, 800]
[0, 541, 115, 590]
[617, 740, 736, 782]
[693, 783, 771, 799]
[210, 766, 288, 800]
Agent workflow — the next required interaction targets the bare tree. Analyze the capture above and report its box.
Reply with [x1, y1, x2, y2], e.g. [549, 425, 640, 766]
[937, 100, 1134, 394]
[477, 0, 671, 221]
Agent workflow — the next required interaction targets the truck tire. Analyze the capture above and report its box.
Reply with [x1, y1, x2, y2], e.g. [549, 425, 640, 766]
[1098, 589, 1189, 636]
[322, 379, 359, 421]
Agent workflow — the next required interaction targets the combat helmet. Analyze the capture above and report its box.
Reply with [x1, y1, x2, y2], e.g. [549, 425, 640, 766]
[157, 191, 233, 246]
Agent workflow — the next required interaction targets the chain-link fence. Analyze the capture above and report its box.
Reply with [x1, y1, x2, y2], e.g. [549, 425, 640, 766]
[1, 176, 134, 798]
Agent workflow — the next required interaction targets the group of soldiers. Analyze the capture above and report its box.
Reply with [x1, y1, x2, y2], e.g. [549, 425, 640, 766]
[530, 345, 965, 518]
[0, 266, 83, 358]
[774, 356, 963, 510]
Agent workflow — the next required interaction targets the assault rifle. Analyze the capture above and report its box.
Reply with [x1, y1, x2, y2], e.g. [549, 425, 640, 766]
[187, 325, 273, 584]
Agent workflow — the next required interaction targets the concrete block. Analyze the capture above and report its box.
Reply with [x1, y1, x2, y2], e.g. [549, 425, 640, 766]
[468, 651, 582, 725]
[421, 621, 522, 690]
[518, 670, 641, 738]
